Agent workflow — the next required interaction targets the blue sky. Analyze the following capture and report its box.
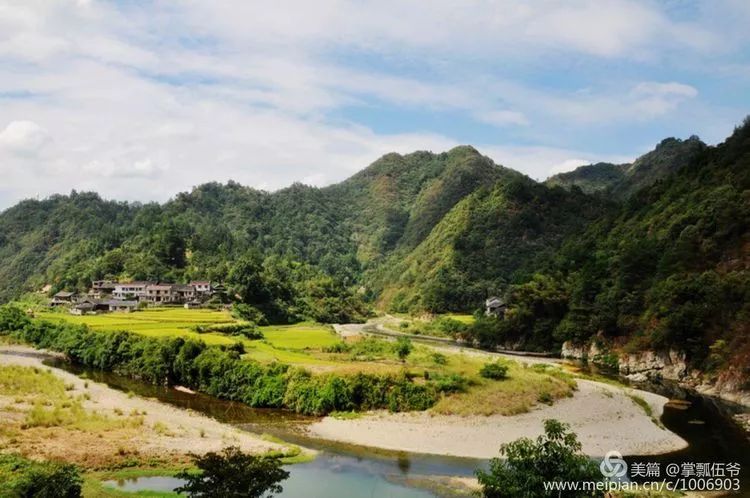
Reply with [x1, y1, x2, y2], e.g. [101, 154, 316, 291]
[0, 0, 748, 208]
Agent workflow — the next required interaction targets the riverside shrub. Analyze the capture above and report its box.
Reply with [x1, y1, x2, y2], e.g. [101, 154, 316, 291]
[0, 305, 439, 415]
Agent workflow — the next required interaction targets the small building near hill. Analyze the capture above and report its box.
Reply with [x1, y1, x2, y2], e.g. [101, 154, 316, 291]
[113, 282, 151, 300]
[145, 284, 177, 304]
[50, 291, 77, 307]
[107, 300, 137, 312]
[173, 284, 196, 302]
[70, 299, 115, 315]
[190, 281, 213, 295]
[485, 296, 507, 317]
[70, 302, 94, 315]
[89, 280, 117, 299]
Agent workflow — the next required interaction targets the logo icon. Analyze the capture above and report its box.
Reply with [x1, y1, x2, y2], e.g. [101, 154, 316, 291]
[600, 450, 628, 478]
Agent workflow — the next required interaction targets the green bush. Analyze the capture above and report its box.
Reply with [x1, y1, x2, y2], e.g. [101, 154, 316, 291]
[431, 373, 469, 393]
[322, 341, 352, 354]
[231, 304, 268, 326]
[194, 322, 264, 340]
[394, 337, 413, 361]
[0, 305, 442, 416]
[476, 419, 602, 497]
[479, 362, 509, 380]
[175, 447, 288, 498]
[0, 454, 82, 498]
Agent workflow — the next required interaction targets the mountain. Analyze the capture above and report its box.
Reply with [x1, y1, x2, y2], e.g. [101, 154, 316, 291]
[0, 146, 521, 303]
[545, 162, 625, 195]
[546, 135, 707, 199]
[476, 119, 749, 378]
[1, 118, 749, 383]
[327, 146, 524, 265]
[373, 177, 607, 312]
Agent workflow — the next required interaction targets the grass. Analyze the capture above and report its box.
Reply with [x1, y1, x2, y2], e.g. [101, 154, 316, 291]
[28, 308, 575, 416]
[36, 309, 341, 364]
[0, 365, 143, 433]
[430, 361, 574, 416]
[443, 313, 475, 325]
[36, 308, 238, 346]
[628, 394, 653, 417]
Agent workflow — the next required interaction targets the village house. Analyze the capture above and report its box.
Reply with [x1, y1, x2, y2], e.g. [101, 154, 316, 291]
[54, 279, 224, 312]
[189, 281, 212, 295]
[50, 291, 77, 307]
[112, 282, 151, 300]
[107, 300, 138, 312]
[145, 283, 177, 303]
[89, 280, 117, 299]
[172, 284, 196, 302]
[70, 298, 136, 315]
[485, 296, 507, 317]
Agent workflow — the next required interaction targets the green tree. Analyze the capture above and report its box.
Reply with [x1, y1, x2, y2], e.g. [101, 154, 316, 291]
[476, 419, 601, 497]
[394, 337, 413, 361]
[175, 447, 289, 498]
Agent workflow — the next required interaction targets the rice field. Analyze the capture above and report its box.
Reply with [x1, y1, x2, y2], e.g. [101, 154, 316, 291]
[31, 307, 575, 414]
[35, 308, 342, 363]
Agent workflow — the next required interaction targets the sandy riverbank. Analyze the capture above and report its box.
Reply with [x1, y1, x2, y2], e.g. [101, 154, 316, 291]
[308, 378, 688, 459]
[0, 345, 293, 466]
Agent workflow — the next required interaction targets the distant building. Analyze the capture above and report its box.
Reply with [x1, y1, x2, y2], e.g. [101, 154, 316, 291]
[50, 291, 77, 307]
[172, 284, 196, 302]
[485, 296, 507, 317]
[70, 298, 118, 315]
[190, 281, 212, 295]
[82, 279, 223, 309]
[113, 282, 151, 300]
[107, 300, 137, 312]
[89, 280, 117, 298]
[70, 302, 94, 315]
[145, 284, 177, 304]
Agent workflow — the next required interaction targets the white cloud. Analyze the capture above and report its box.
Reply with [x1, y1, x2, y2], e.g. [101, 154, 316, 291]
[474, 110, 530, 127]
[481, 145, 632, 181]
[629, 82, 699, 117]
[0, 120, 51, 155]
[0, 0, 743, 208]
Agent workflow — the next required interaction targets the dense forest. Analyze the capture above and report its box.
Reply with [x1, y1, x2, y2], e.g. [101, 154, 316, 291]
[1, 119, 748, 378]
[468, 119, 750, 381]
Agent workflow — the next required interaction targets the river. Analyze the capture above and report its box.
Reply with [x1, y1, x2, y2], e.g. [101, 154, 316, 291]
[47, 359, 750, 497]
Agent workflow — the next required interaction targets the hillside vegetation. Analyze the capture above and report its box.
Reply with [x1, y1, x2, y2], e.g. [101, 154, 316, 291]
[468, 120, 750, 381]
[546, 135, 707, 198]
[1, 119, 749, 383]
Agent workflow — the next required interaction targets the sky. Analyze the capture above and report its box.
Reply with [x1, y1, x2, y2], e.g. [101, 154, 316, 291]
[0, 0, 748, 209]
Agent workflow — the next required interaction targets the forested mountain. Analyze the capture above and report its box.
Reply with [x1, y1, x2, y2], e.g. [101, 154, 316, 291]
[0, 146, 521, 308]
[472, 119, 749, 380]
[373, 177, 607, 312]
[1, 120, 748, 374]
[546, 135, 707, 198]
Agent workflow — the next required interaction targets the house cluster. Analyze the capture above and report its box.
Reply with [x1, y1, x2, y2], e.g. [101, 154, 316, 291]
[50, 280, 224, 315]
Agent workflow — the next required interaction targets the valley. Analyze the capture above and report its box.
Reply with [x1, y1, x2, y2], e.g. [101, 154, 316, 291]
[0, 121, 748, 496]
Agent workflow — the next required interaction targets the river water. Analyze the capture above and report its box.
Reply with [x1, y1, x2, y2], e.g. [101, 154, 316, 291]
[47, 359, 750, 497]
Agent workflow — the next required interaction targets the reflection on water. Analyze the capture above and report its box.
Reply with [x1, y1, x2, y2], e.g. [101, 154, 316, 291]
[103, 476, 185, 493]
[103, 457, 440, 497]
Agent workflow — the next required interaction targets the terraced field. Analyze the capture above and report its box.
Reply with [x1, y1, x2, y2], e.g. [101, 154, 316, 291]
[36, 308, 341, 364]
